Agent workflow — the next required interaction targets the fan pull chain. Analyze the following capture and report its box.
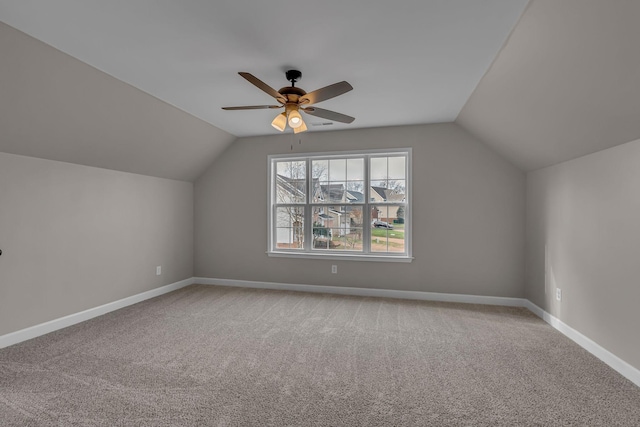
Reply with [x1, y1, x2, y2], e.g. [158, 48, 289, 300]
[289, 135, 303, 151]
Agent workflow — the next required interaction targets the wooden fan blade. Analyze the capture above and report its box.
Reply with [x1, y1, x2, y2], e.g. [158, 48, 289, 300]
[238, 72, 287, 102]
[302, 107, 355, 123]
[222, 105, 282, 110]
[300, 81, 353, 105]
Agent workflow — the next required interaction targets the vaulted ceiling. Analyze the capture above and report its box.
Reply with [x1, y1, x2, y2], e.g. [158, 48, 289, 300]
[0, 0, 527, 136]
[457, 0, 640, 171]
[1, 1, 639, 179]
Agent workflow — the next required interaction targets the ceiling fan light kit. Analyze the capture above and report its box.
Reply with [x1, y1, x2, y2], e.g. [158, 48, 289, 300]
[293, 120, 307, 134]
[271, 112, 287, 131]
[222, 70, 354, 133]
[287, 109, 303, 128]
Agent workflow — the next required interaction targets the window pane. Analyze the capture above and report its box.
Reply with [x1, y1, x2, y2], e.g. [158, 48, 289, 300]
[277, 161, 305, 179]
[376, 180, 405, 202]
[329, 159, 346, 181]
[345, 181, 365, 202]
[344, 206, 363, 251]
[312, 181, 327, 203]
[330, 228, 344, 250]
[370, 205, 405, 253]
[370, 155, 407, 204]
[370, 184, 388, 202]
[346, 158, 364, 181]
[276, 178, 306, 203]
[276, 161, 306, 203]
[389, 180, 406, 198]
[327, 182, 346, 203]
[313, 206, 335, 249]
[370, 157, 387, 181]
[314, 181, 345, 204]
[276, 207, 304, 249]
[312, 160, 328, 181]
[311, 160, 328, 203]
[371, 233, 389, 252]
[344, 228, 363, 251]
[313, 206, 363, 252]
[276, 207, 291, 227]
[387, 156, 406, 179]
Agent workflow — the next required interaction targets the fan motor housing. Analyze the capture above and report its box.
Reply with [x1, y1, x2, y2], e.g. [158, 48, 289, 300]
[278, 86, 306, 104]
[278, 86, 306, 97]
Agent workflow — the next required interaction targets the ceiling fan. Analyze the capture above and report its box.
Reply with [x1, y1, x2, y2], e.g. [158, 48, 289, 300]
[222, 70, 354, 134]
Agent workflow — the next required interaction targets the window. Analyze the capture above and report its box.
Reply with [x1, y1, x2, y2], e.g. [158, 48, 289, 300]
[268, 149, 411, 261]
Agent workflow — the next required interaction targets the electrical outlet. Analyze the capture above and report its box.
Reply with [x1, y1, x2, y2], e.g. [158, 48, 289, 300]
[556, 288, 562, 301]
[331, 265, 337, 274]
[156, 266, 162, 276]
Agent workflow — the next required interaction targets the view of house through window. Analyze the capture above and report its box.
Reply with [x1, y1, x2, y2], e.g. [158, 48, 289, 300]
[270, 149, 410, 259]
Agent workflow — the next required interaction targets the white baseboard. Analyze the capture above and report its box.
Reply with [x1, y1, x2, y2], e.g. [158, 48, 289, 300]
[524, 300, 640, 388]
[193, 277, 528, 307]
[0, 278, 195, 349]
[3, 276, 638, 389]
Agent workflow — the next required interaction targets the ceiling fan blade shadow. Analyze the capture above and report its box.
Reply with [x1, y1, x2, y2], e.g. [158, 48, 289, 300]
[238, 72, 286, 103]
[302, 107, 355, 123]
[222, 105, 282, 110]
[300, 81, 353, 105]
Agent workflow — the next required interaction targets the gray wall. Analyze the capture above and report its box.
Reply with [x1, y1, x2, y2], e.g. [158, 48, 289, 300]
[0, 152, 194, 336]
[195, 123, 525, 297]
[526, 138, 640, 370]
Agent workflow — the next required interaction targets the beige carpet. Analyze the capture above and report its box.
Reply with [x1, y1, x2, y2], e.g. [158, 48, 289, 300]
[1, 284, 639, 426]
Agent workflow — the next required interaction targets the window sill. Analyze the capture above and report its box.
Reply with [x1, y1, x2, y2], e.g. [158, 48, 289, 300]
[267, 251, 414, 263]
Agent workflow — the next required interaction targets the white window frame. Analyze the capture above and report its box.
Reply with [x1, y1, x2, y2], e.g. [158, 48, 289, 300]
[267, 148, 412, 262]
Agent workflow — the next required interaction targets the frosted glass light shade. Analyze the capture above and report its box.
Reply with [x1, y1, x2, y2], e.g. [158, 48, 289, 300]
[271, 112, 286, 131]
[288, 109, 303, 128]
[293, 119, 307, 134]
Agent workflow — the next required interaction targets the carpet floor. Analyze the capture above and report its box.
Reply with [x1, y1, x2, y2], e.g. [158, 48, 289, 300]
[1, 284, 639, 426]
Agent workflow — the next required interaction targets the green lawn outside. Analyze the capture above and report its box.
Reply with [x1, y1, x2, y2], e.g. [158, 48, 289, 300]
[371, 228, 405, 239]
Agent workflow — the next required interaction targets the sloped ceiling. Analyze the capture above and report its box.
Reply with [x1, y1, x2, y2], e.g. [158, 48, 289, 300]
[457, 0, 640, 171]
[0, 0, 526, 180]
[0, 0, 527, 138]
[5, 1, 637, 177]
[0, 22, 235, 182]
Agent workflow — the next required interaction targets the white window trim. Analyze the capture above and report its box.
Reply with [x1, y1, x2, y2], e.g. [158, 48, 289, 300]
[267, 148, 413, 262]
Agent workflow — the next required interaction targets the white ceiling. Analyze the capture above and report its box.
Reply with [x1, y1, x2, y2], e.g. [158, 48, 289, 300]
[0, 0, 528, 138]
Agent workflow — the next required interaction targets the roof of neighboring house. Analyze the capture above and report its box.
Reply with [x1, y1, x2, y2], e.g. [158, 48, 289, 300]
[371, 186, 405, 202]
[319, 183, 345, 203]
[279, 178, 404, 204]
[346, 190, 365, 203]
[276, 175, 305, 199]
[370, 186, 388, 200]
